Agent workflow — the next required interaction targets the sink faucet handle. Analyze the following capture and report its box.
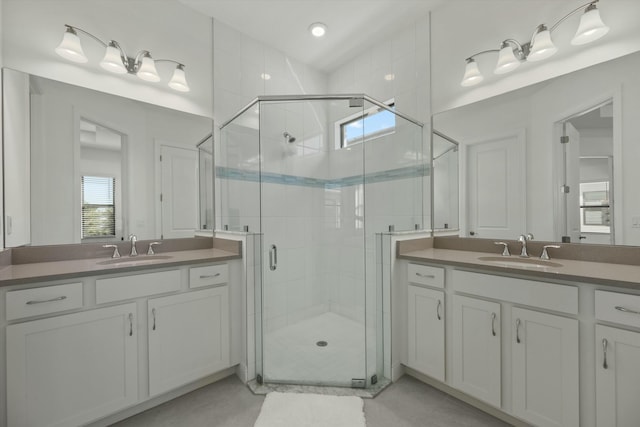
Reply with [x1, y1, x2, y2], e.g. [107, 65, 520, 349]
[147, 242, 162, 255]
[494, 242, 511, 256]
[526, 233, 534, 240]
[103, 244, 121, 258]
[540, 245, 561, 260]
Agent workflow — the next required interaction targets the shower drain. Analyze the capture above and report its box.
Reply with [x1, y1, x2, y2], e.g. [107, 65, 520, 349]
[316, 340, 328, 347]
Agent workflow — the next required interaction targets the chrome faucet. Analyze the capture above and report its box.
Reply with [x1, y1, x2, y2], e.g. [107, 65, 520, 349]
[128, 234, 138, 256]
[518, 233, 534, 257]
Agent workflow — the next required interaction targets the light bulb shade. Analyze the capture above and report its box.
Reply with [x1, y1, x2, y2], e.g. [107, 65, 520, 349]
[55, 28, 88, 63]
[100, 43, 127, 74]
[494, 44, 521, 74]
[528, 26, 558, 62]
[137, 54, 160, 82]
[571, 5, 610, 45]
[168, 65, 190, 92]
[461, 59, 483, 87]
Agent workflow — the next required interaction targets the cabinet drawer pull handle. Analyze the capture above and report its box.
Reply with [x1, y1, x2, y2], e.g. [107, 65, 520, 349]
[416, 273, 435, 279]
[128, 313, 134, 336]
[615, 306, 640, 315]
[491, 312, 497, 336]
[436, 300, 442, 320]
[269, 244, 277, 271]
[602, 338, 609, 369]
[26, 296, 67, 305]
[516, 318, 521, 343]
[200, 273, 221, 279]
[152, 308, 156, 331]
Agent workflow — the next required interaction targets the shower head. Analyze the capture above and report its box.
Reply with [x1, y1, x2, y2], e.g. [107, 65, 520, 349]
[283, 131, 296, 143]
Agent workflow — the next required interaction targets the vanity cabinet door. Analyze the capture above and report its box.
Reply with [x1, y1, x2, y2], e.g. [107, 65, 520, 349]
[452, 295, 501, 407]
[512, 307, 579, 427]
[407, 285, 445, 381]
[596, 325, 640, 427]
[6, 303, 138, 427]
[148, 286, 230, 396]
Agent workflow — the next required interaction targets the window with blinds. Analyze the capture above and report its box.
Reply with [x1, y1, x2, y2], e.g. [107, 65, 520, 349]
[81, 176, 116, 238]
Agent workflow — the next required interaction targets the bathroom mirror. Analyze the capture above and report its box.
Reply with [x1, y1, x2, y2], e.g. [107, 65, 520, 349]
[2, 68, 213, 248]
[433, 50, 640, 246]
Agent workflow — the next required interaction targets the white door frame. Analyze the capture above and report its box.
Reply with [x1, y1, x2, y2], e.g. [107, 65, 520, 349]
[551, 87, 622, 244]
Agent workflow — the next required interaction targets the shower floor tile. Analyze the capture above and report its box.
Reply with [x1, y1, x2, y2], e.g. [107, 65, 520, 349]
[263, 312, 367, 385]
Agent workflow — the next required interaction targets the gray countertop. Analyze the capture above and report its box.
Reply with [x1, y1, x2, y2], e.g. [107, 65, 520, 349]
[398, 248, 640, 290]
[0, 248, 241, 287]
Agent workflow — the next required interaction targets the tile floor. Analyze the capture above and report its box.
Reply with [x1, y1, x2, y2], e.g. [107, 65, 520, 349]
[113, 375, 510, 427]
[263, 312, 365, 385]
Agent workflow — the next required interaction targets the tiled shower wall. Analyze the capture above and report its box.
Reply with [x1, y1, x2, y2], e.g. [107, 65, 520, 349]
[214, 16, 431, 336]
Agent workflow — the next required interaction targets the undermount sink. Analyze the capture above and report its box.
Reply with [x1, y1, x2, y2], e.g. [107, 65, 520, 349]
[96, 255, 173, 266]
[477, 256, 563, 269]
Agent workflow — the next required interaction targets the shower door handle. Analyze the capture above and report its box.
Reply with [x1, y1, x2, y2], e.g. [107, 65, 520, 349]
[269, 244, 277, 271]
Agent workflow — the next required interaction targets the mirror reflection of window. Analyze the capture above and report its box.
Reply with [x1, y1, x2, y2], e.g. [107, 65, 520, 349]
[79, 119, 124, 242]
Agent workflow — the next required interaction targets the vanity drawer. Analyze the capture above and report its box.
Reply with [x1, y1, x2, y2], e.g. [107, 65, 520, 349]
[596, 290, 640, 328]
[189, 264, 228, 289]
[408, 264, 444, 288]
[96, 270, 181, 304]
[6, 282, 83, 321]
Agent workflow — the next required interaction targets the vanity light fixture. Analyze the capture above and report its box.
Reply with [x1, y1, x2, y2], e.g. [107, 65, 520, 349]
[460, 0, 609, 87]
[55, 25, 190, 92]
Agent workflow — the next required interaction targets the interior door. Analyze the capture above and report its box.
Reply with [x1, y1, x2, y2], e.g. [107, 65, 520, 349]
[465, 131, 525, 239]
[160, 144, 199, 239]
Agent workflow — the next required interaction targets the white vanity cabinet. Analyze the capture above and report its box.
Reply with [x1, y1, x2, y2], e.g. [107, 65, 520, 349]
[452, 294, 502, 407]
[595, 325, 640, 427]
[406, 264, 445, 381]
[450, 270, 579, 426]
[407, 285, 445, 381]
[594, 290, 640, 427]
[3, 260, 236, 427]
[511, 307, 579, 427]
[6, 303, 139, 427]
[148, 286, 230, 396]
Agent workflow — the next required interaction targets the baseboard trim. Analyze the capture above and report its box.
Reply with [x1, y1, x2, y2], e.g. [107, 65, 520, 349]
[403, 366, 532, 427]
[87, 366, 238, 427]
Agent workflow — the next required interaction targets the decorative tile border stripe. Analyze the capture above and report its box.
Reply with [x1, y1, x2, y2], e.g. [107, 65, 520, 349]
[216, 164, 430, 189]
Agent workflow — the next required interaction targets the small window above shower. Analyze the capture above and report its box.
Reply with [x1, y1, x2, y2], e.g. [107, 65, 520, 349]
[336, 100, 395, 149]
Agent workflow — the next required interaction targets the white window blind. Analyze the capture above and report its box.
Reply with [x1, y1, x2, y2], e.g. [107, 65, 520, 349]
[81, 176, 116, 238]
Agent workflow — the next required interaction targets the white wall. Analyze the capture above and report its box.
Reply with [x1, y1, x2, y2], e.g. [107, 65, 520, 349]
[431, 0, 640, 113]
[0, 0, 4, 250]
[29, 76, 210, 245]
[3, 0, 212, 117]
[2, 69, 30, 247]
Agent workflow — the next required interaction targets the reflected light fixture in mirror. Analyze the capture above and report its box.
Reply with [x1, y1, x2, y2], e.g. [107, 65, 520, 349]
[55, 24, 190, 92]
[460, 0, 609, 87]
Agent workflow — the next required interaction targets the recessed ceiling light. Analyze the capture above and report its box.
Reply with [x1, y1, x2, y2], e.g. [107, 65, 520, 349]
[261, 73, 271, 80]
[309, 22, 327, 38]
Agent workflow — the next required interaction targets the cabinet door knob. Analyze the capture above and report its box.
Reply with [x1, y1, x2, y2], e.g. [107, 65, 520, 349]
[491, 312, 497, 336]
[602, 338, 609, 370]
[515, 318, 521, 343]
[436, 300, 442, 320]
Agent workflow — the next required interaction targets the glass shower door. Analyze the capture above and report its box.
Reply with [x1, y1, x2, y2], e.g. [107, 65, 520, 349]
[258, 98, 368, 387]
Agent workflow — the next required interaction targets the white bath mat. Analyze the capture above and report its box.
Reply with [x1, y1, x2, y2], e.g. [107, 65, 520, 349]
[254, 392, 366, 427]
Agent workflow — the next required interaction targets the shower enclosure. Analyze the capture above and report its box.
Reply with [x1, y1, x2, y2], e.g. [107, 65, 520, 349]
[216, 95, 427, 389]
